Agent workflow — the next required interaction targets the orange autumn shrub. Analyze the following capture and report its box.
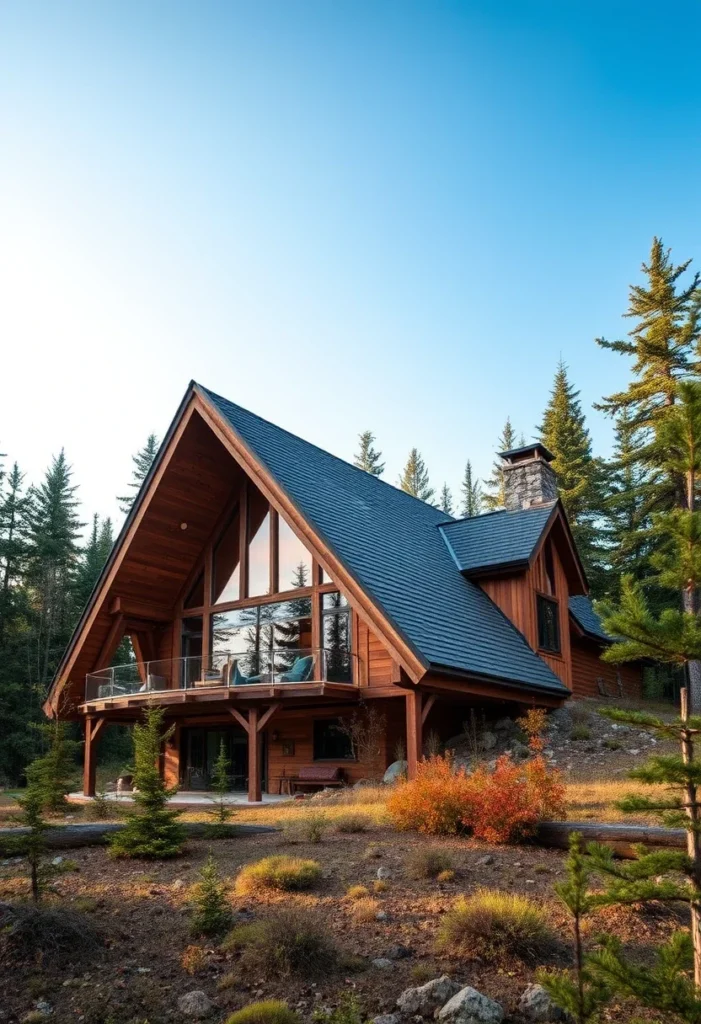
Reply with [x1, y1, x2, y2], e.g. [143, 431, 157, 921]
[386, 752, 565, 843]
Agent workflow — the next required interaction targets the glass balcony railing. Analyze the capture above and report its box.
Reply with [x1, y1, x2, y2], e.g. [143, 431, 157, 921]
[84, 648, 356, 703]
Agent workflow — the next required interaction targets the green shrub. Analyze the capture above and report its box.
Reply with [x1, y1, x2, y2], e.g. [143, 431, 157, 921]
[284, 812, 328, 844]
[225, 1002, 300, 1024]
[570, 725, 592, 742]
[406, 847, 453, 879]
[85, 790, 120, 821]
[334, 813, 370, 833]
[603, 738, 621, 750]
[313, 991, 363, 1024]
[225, 907, 337, 978]
[109, 707, 186, 859]
[191, 854, 232, 937]
[235, 855, 321, 894]
[437, 889, 554, 960]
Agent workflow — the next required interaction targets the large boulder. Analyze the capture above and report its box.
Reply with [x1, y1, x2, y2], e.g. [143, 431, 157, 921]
[437, 986, 503, 1024]
[383, 760, 408, 784]
[177, 991, 213, 1018]
[396, 975, 461, 1016]
[517, 984, 565, 1021]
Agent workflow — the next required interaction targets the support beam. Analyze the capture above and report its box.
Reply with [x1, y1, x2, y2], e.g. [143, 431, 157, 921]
[92, 613, 124, 673]
[405, 690, 423, 781]
[248, 708, 261, 802]
[83, 716, 106, 797]
[257, 702, 281, 733]
[421, 693, 437, 726]
[228, 707, 250, 733]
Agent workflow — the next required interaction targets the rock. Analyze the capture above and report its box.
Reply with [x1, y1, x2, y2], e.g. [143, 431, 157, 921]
[172, 879, 185, 890]
[377, 866, 391, 880]
[375, 911, 389, 921]
[481, 731, 497, 751]
[494, 717, 516, 733]
[34, 1003, 52, 1018]
[51, 857, 64, 867]
[628, 749, 640, 755]
[396, 975, 462, 1016]
[438, 987, 503, 1024]
[476, 855, 494, 866]
[177, 991, 213, 1018]
[371, 958, 394, 970]
[372, 1016, 401, 1024]
[383, 760, 408, 784]
[517, 984, 564, 1021]
[385, 943, 412, 960]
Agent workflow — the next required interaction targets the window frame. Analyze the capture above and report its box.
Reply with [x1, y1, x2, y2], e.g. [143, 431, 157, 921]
[536, 593, 561, 654]
[312, 717, 356, 762]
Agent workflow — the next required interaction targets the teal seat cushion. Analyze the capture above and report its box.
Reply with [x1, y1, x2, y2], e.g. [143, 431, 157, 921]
[280, 655, 314, 683]
[231, 664, 249, 686]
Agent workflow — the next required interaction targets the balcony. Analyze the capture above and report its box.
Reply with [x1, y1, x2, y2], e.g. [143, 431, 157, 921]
[84, 648, 356, 705]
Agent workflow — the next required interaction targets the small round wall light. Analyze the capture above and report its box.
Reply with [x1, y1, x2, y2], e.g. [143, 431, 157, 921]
[180, 522, 188, 531]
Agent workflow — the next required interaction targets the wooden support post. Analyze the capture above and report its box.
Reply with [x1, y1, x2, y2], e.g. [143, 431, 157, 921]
[405, 690, 423, 781]
[248, 708, 261, 802]
[83, 716, 106, 797]
[421, 693, 436, 726]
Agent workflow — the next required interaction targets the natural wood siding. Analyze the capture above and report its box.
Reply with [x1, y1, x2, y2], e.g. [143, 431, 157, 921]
[478, 540, 572, 689]
[571, 639, 642, 699]
[357, 618, 396, 687]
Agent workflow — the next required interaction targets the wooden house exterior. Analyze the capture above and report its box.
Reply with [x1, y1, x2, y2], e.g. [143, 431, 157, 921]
[45, 384, 642, 802]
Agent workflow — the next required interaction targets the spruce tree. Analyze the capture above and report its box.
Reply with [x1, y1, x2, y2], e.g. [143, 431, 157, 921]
[353, 431, 384, 477]
[109, 706, 186, 858]
[537, 361, 603, 591]
[15, 759, 51, 904]
[117, 433, 159, 515]
[483, 418, 518, 510]
[75, 514, 114, 610]
[191, 853, 232, 936]
[460, 460, 482, 517]
[439, 484, 453, 515]
[207, 739, 234, 837]
[398, 449, 434, 503]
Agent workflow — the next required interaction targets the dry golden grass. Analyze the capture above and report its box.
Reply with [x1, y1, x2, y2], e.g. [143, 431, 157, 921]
[180, 788, 389, 828]
[565, 779, 670, 823]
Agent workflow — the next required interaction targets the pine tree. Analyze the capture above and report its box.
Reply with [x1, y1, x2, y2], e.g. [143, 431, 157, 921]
[33, 717, 80, 812]
[483, 418, 518, 510]
[460, 460, 482, 518]
[439, 484, 453, 515]
[0, 463, 31, 603]
[354, 431, 384, 477]
[117, 433, 159, 515]
[191, 853, 232, 936]
[398, 449, 434, 503]
[75, 514, 114, 610]
[537, 361, 603, 591]
[207, 739, 234, 836]
[15, 758, 50, 904]
[109, 706, 186, 858]
[26, 451, 83, 692]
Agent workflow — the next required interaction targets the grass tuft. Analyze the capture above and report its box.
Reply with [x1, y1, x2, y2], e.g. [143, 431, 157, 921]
[334, 813, 370, 833]
[225, 1001, 301, 1024]
[346, 884, 370, 900]
[349, 897, 380, 923]
[406, 847, 453, 879]
[235, 856, 321, 894]
[437, 889, 554, 960]
[224, 907, 337, 979]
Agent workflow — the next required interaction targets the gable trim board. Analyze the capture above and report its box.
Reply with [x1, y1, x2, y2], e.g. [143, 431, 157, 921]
[46, 382, 572, 715]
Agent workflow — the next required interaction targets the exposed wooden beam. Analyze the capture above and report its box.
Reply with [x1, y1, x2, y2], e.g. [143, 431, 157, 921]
[405, 691, 423, 781]
[421, 693, 436, 725]
[257, 703, 281, 733]
[228, 707, 250, 733]
[92, 614, 125, 673]
[248, 707, 261, 802]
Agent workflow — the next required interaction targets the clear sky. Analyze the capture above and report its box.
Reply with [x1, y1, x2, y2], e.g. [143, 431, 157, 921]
[2, 0, 700, 527]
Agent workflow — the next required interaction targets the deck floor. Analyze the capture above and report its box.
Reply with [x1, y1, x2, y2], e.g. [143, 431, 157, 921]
[67, 791, 291, 808]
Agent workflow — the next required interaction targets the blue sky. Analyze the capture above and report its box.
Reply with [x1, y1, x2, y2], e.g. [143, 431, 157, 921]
[2, 0, 700, 524]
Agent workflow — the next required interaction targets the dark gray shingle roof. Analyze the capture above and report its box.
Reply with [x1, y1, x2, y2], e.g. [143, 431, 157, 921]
[439, 504, 556, 574]
[199, 384, 568, 696]
[569, 596, 611, 643]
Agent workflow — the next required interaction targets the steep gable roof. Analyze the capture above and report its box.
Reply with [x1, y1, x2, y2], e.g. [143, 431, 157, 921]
[569, 595, 611, 643]
[199, 385, 568, 696]
[439, 503, 557, 575]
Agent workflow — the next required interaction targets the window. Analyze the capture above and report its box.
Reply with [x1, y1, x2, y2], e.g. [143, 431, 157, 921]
[543, 540, 556, 596]
[213, 510, 240, 604]
[537, 595, 560, 653]
[211, 598, 313, 677]
[184, 571, 204, 610]
[278, 517, 313, 592]
[247, 490, 271, 597]
[322, 591, 351, 682]
[313, 718, 354, 760]
[181, 617, 203, 686]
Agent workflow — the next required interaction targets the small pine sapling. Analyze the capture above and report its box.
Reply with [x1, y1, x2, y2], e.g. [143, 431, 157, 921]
[538, 833, 611, 1023]
[207, 739, 234, 837]
[191, 853, 232, 937]
[109, 706, 186, 858]
[12, 759, 54, 903]
[32, 716, 80, 812]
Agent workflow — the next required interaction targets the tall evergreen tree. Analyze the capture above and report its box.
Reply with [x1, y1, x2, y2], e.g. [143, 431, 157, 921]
[75, 515, 114, 611]
[398, 449, 434, 503]
[537, 362, 603, 591]
[117, 433, 159, 515]
[354, 431, 385, 477]
[460, 460, 482, 518]
[483, 418, 518, 510]
[0, 463, 31, 608]
[26, 450, 83, 693]
[438, 484, 454, 515]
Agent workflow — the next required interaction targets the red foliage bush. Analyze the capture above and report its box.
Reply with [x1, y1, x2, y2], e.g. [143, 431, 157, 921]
[386, 753, 565, 843]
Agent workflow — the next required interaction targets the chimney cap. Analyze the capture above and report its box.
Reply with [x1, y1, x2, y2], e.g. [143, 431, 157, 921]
[499, 442, 555, 465]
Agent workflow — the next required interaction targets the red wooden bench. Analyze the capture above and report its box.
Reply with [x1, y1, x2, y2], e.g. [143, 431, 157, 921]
[290, 766, 345, 794]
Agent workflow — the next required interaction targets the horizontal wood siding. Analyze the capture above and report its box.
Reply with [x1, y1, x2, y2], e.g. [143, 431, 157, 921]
[357, 619, 396, 687]
[571, 640, 642, 699]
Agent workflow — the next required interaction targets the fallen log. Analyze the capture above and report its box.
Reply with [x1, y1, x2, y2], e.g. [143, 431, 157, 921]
[536, 820, 687, 858]
[0, 821, 276, 853]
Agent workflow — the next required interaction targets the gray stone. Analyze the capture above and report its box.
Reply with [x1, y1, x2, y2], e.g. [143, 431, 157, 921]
[177, 991, 213, 1018]
[476, 855, 494, 866]
[385, 943, 412, 960]
[383, 760, 408, 784]
[502, 455, 557, 512]
[438, 987, 503, 1024]
[517, 984, 564, 1021]
[494, 717, 516, 733]
[34, 1003, 52, 1018]
[396, 975, 461, 1016]
[372, 1016, 401, 1024]
[375, 911, 389, 921]
[371, 958, 394, 970]
[172, 879, 185, 890]
[481, 732, 497, 751]
[377, 866, 391, 880]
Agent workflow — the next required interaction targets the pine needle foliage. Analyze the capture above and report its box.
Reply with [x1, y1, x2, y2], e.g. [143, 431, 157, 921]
[483, 418, 519, 510]
[117, 433, 159, 516]
[15, 759, 52, 904]
[207, 739, 235, 837]
[191, 853, 232, 937]
[460, 460, 482, 517]
[353, 431, 384, 477]
[398, 448, 434, 503]
[439, 483, 453, 515]
[108, 706, 186, 859]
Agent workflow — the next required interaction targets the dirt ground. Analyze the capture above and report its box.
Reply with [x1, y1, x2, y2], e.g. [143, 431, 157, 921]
[0, 825, 684, 1024]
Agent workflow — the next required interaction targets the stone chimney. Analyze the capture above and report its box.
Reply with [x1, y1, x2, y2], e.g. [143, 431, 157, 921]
[499, 443, 558, 511]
